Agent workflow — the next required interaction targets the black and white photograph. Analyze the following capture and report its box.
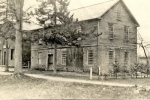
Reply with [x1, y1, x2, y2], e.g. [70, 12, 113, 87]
[0, 0, 150, 99]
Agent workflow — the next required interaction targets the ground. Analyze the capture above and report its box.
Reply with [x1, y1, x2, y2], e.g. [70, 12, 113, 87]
[25, 69, 150, 86]
[0, 75, 150, 99]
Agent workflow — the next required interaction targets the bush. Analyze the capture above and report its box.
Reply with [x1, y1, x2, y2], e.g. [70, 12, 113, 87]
[112, 61, 120, 79]
[31, 65, 46, 71]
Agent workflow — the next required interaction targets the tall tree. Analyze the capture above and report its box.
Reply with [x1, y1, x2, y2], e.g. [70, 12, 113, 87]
[0, 0, 15, 72]
[34, 0, 86, 72]
[13, 0, 24, 75]
[4, 0, 24, 75]
[138, 32, 150, 77]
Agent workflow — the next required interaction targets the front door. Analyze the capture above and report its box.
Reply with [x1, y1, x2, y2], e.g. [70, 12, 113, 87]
[48, 54, 53, 70]
[3, 52, 6, 65]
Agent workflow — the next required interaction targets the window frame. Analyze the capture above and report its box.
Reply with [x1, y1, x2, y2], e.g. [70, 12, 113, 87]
[109, 49, 115, 64]
[124, 26, 129, 40]
[87, 49, 94, 65]
[61, 50, 66, 65]
[117, 5, 122, 21]
[108, 23, 114, 39]
[38, 52, 42, 65]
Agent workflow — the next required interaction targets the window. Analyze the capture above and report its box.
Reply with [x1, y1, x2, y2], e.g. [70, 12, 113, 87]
[117, 5, 122, 20]
[62, 51, 66, 65]
[88, 50, 94, 65]
[124, 52, 129, 65]
[124, 26, 129, 40]
[38, 52, 42, 64]
[109, 50, 114, 63]
[11, 49, 14, 60]
[108, 23, 114, 39]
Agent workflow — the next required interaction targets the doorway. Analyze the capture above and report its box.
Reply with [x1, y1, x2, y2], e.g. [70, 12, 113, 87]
[3, 52, 6, 65]
[48, 54, 53, 70]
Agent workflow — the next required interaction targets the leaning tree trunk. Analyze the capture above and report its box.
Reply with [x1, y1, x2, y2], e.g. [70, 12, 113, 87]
[14, 0, 24, 75]
[141, 42, 149, 78]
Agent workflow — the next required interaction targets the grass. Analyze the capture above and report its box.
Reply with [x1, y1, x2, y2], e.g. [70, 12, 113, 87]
[25, 70, 150, 86]
[105, 77, 150, 86]
[25, 69, 100, 80]
[0, 75, 150, 99]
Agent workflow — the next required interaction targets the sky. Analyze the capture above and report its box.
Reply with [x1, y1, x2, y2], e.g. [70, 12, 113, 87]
[24, 0, 150, 56]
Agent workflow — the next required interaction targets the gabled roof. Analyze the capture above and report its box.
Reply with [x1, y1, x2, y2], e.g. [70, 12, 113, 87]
[70, 0, 140, 26]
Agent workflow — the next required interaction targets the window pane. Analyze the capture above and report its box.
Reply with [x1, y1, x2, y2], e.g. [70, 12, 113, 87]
[109, 51, 114, 60]
[117, 6, 122, 20]
[62, 51, 66, 65]
[108, 23, 113, 32]
[124, 26, 129, 40]
[108, 23, 114, 39]
[109, 50, 114, 64]
[88, 50, 94, 65]
[38, 52, 42, 64]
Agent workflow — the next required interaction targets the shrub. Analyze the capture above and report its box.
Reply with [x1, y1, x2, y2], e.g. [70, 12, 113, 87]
[112, 61, 120, 79]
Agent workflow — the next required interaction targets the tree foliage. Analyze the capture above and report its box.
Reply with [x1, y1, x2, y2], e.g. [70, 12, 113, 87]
[32, 0, 86, 46]
[0, 0, 24, 74]
[29, 0, 90, 72]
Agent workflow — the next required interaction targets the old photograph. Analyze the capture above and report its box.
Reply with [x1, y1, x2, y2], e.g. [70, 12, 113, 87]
[0, 0, 150, 99]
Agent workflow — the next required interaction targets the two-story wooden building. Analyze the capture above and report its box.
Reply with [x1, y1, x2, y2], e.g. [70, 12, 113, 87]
[31, 0, 139, 74]
[0, 22, 41, 67]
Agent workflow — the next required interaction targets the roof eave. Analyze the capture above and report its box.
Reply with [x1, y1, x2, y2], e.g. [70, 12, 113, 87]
[99, 0, 120, 19]
[98, 0, 140, 27]
[121, 0, 140, 27]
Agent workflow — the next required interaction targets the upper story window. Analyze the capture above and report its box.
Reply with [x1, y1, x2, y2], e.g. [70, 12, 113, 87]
[108, 23, 114, 39]
[117, 5, 122, 21]
[124, 26, 129, 40]
[88, 50, 94, 65]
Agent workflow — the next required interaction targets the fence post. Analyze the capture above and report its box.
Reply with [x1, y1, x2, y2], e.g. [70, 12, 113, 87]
[90, 67, 92, 80]
[99, 66, 101, 76]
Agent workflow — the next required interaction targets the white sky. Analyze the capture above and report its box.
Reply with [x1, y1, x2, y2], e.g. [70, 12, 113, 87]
[24, 0, 150, 56]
